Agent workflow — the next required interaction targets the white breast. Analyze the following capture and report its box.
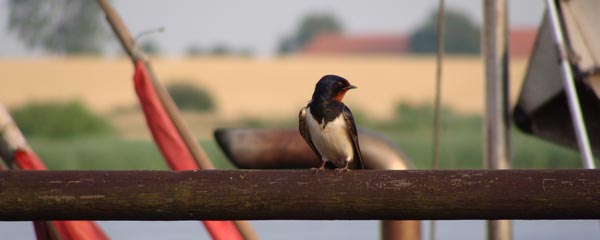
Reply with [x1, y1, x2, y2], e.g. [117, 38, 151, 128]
[305, 108, 354, 167]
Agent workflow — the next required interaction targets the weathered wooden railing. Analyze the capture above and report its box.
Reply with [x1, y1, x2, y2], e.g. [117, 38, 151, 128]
[1, 169, 599, 220]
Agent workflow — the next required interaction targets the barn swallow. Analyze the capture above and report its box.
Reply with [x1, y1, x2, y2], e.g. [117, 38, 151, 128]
[299, 74, 364, 172]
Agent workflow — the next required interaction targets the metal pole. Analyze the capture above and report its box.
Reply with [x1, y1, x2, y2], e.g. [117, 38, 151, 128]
[545, 0, 595, 169]
[431, 0, 446, 239]
[214, 128, 420, 240]
[2, 170, 600, 220]
[483, 1, 512, 240]
[433, 0, 445, 173]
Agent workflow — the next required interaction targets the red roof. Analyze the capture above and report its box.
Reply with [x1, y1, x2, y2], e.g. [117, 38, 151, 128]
[510, 28, 537, 57]
[303, 29, 537, 57]
[303, 33, 409, 55]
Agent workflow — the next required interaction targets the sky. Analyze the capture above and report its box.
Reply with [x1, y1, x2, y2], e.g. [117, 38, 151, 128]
[0, 0, 545, 57]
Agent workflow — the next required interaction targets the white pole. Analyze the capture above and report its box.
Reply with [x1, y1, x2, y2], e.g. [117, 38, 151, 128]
[546, 0, 595, 169]
[483, 0, 512, 239]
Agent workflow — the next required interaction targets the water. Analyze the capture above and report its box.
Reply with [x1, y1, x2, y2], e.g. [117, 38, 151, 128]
[1, 220, 599, 239]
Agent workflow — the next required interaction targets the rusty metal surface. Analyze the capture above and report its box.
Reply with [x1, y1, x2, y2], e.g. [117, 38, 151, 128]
[382, 221, 420, 240]
[214, 128, 418, 240]
[1, 169, 600, 221]
[214, 128, 412, 170]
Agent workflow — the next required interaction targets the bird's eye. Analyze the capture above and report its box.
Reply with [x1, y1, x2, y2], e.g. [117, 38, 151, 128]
[337, 82, 342, 85]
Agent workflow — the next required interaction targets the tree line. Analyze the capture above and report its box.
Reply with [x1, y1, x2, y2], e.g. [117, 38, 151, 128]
[7, 1, 480, 56]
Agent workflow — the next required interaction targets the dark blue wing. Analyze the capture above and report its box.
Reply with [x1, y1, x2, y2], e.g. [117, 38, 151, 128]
[299, 106, 322, 162]
[342, 105, 364, 169]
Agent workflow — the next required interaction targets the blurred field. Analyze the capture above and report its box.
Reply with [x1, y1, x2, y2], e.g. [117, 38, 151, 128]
[0, 55, 528, 121]
[3, 55, 586, 170]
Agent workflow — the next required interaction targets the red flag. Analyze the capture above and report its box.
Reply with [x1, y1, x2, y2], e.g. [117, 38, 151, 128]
[13, 148, 46, 170]
[13, 149, 110, 240]
[134, 60, 243, 240]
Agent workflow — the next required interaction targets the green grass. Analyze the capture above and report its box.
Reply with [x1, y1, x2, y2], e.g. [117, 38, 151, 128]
[28, 137, 235, 170]
[11, 101, 115, 139]
[363, 103, 584, 169]
[22, 103, 590, 170]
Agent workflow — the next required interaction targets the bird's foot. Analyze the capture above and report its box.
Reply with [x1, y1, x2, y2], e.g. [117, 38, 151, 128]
[311, 162, 327, 174]
[311, 166, 326, 174]
[335, 161, 351, 173]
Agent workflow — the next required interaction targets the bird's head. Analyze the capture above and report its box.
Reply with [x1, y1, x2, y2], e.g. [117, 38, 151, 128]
[312, 74, 357, 102]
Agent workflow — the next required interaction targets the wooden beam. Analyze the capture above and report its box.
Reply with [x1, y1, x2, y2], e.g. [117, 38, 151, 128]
[1, 170, 599, 220]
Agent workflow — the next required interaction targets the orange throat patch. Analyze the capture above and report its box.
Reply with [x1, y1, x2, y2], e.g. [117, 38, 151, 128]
[333, 89, 349, 102]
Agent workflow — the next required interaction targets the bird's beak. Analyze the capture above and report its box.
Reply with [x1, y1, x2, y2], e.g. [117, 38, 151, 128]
[345, 85, 357, 90]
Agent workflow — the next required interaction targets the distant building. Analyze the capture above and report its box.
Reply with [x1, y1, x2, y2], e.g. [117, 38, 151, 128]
[302, 28, 536, 57]
[302, 33, 408, 55]
[509, 28, 537, 58]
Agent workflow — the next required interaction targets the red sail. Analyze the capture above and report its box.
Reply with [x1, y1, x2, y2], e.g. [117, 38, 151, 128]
[133, 60, 243, 240]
